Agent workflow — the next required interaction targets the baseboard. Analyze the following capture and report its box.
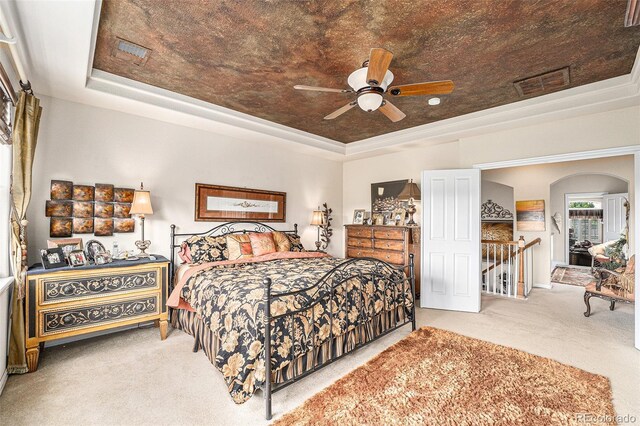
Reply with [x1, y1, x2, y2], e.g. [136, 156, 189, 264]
[0, 368, 7, 396]
[533, 282, 553, 289]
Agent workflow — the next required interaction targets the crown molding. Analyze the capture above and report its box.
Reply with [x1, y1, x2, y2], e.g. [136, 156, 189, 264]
[86, 70, 347, 155]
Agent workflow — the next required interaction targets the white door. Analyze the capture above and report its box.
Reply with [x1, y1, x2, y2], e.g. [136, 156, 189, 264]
[421, 169, 481, 312]
[603, 193, 628, 242]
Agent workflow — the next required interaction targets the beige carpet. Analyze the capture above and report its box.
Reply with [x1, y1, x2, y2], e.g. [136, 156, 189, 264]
[275, 327, 615, 425]
[551, 266, 594, 287]
[0, 284, 637, 425]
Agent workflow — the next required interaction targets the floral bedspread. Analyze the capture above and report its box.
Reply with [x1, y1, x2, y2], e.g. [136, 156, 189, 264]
[176, 254, 413, 404]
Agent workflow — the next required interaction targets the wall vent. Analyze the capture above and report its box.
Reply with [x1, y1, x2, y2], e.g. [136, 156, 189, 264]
[112, 38, 151, 66]
[513, 67, 570, 97]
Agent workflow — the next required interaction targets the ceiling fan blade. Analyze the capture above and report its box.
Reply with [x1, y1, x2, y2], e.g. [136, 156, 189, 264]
[324, 102, 357, 120]
[379, 100, 406, 122]
[366, 48, 393, 87]
[388, 80, 455, 96]
[294, 85, 352, 93]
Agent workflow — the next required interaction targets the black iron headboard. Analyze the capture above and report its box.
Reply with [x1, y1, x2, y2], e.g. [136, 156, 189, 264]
[169, 221, 299, 286]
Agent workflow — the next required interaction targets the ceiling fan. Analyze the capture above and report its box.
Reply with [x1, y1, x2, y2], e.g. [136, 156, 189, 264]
[294, 48, 454, 122]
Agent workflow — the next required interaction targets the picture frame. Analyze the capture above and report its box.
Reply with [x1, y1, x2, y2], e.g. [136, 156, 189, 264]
[94, 251, 113, 265]
[47, 238, 83, 261]
[352, 209, 365, 225]
[371, 179, 408, 214]
[41, 248, 67, 269]
[372, 213, 384, 226]
[516, 200, 546, 231]
[85, 239, 106, 262]
[68, 250, 88, 267]
[392, 208, 406, 226]
[382, 212, 392, 225]
[195, 183, 286, 222]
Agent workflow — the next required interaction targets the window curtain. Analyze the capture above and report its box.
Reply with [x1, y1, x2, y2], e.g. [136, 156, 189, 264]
[7, 91, 41, 374]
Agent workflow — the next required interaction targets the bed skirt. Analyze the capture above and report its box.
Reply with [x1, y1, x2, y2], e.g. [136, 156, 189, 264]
[171, 305, 410, 387]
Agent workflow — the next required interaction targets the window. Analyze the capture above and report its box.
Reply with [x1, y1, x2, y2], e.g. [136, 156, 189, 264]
[0, 142, 10, 278]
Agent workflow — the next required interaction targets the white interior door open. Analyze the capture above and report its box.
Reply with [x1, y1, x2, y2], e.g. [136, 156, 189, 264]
[603, 193, 628, 243]
[421, 169, 481, 312]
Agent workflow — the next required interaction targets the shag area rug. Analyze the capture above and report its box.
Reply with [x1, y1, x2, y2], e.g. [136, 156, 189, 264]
[551, 266, 595, 287]
[274, 327, 615, 425]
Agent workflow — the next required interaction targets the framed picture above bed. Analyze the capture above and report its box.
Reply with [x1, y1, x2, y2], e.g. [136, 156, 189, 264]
[195, 183, 286, 222]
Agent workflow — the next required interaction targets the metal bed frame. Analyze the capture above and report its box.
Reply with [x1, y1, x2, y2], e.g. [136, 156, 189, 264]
[169, 221, 416, 420]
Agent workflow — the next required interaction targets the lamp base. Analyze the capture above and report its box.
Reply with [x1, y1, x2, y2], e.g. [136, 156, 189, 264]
[406, 202, 418, 226]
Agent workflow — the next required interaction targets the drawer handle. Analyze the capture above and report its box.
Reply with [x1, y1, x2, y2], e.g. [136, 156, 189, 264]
[386, 255, 391, 259]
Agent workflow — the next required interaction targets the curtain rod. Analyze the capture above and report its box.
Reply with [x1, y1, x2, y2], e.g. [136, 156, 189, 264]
[0, 4, 30, 99]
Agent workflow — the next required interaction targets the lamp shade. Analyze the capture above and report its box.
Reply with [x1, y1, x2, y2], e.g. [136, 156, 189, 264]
[130, 188, 154, 215]
[310, 210, 325, 226]
[398, 179, 421, 201]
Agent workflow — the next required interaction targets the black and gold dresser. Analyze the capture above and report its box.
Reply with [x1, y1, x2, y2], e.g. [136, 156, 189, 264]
[25, 256, 169, 371]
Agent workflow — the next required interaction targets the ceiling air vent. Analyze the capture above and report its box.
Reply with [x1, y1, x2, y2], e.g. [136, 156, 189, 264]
[513, 67, 570, 97]
[112, 38, 151, 66]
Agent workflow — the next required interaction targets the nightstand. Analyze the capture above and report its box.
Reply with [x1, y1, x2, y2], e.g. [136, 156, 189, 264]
[25, 256, 170, 372]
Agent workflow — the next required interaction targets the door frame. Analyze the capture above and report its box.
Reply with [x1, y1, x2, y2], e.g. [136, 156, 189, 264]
[564, 192, 606, 267]
[472, 145, 640, 350]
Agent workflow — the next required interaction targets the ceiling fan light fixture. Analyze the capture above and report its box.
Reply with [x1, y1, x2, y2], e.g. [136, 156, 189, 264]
[357, 92, 383, 112]
[347, 67, 394, 91]
[428, 97, 441, 106]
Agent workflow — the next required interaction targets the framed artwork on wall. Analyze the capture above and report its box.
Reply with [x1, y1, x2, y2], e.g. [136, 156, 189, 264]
[371, 180, 408, 214]
[195, 183, 286, 222]
[516, 200, 546, 231]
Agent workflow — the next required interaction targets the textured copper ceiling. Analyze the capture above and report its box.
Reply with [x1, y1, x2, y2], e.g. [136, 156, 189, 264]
[93, 1, 640, 144]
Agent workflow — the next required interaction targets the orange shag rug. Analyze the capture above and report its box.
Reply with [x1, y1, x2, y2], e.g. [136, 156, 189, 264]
[274, 327, 615, 425]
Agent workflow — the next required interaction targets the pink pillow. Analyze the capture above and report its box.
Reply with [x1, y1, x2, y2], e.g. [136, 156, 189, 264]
[248, 232, 277, 256]
[178, 242, 193, 264]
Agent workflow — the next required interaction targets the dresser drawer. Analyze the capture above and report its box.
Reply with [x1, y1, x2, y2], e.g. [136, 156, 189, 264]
[39, 294, 159, 337]
[370, 250, 405, 265]
[374, 239, 405, 251]
[347, 248, 375, 258]
[347, 238, 373, 249]
[347, 227, 373, 239]
[39, 268, 160, 305]
[374, 228, 405, 240]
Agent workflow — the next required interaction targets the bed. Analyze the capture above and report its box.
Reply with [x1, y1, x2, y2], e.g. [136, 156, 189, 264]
[168, 222, 416, 419]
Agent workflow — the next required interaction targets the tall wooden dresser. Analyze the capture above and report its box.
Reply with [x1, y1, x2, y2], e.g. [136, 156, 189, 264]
[345, 225, 421, 295]
[25, 256, 169, 371]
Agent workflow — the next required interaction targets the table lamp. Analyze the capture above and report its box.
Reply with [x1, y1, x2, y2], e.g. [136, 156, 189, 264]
[130, 182, 154, 257]
[398, 179, 421, 226]
[311, 207, 326, 251]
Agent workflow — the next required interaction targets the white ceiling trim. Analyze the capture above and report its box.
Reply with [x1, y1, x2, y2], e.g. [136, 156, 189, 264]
[473, 145, 640, 170]
[87, 69, 346, 154]
[4, 0, 639, 160]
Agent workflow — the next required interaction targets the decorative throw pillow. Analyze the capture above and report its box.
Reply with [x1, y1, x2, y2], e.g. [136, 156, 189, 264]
[287, 234, 305, 252]
[226, 234, 254, 260]
[248, 232, 277, 256]
[178, 242, 193, 264]
[186, 235, 228, 264]
[272, 231, 291, 252]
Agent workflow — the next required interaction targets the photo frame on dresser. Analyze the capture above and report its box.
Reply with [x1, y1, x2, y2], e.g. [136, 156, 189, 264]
[194, 183, 286, 222]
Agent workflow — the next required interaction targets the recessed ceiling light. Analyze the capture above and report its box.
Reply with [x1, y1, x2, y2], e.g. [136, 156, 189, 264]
[428, 97, 441, 106]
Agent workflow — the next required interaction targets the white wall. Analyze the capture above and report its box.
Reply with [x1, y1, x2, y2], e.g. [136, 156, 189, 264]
[27, 96, 344, 264]
[343, 106, 640, 286]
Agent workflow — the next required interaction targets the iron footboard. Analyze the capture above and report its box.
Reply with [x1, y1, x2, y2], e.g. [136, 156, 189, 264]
[262, 254, 416, 420]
